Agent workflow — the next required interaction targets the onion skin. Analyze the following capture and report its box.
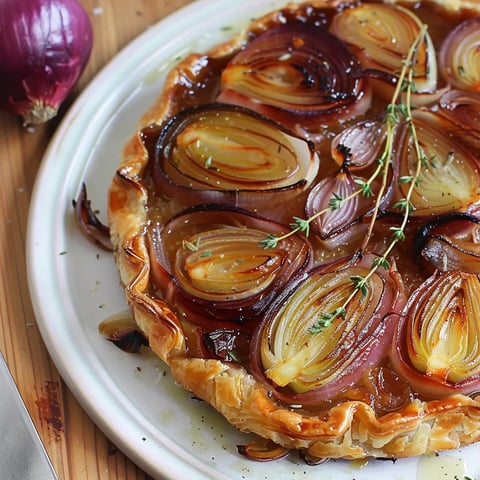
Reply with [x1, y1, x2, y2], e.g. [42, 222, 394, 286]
[439, 17, 480, 92]
[251, 253, 406, 405]
[0, 0, 93, 125]
[392, 271, 480, 398]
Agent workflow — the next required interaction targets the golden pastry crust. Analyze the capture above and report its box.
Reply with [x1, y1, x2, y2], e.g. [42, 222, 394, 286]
[108, 0, 480, 460]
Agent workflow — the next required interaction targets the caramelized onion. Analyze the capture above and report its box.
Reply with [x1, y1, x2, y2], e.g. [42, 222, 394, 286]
[153, 103, 319, 222]
[438, 90, 480, 156]
[299, 451, 330, 466]
[73, 183, 112, 251]
[219, 22, 370, 125]
[251, 253, 406, 404]
[393, 110, 480, 217]
[414, 213, 480, 273]
[392, 271, 480, 397]
[237, 439, 290, 462]
[148, 205, 312, 326]
[331, 119, 387, 170]
[305, 167, 375, 241]
[331, 4, 437, 94]
[440, 90, 480, 128]
[439, 17, 480, 91]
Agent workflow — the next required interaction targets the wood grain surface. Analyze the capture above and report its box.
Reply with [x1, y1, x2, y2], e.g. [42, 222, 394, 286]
[0, 1, 193, 478]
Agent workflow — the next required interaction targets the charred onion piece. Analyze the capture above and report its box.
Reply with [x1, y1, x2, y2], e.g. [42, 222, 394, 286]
[219, 23, 369, 122]
[414, 212, 480, 273]
[394, 110, 480, 217]
[251, 253, 406, 404]
[331, 4, 437, 94]
[153, 103, 319, 222]
[202, 328, 250, 362]
[148, 205, 312, 326]
[392, 271, 480, 397]
[439, 17, 480, 91]
[98, 315, 148, 354]
[73, 183, 112, 251]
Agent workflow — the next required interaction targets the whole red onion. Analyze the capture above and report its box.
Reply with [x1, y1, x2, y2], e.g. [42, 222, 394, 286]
[0, 0, 93, 125]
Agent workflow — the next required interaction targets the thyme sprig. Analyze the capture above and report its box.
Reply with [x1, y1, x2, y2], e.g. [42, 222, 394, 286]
[264, 25, 429, 333]
[352, 24, 428, 260]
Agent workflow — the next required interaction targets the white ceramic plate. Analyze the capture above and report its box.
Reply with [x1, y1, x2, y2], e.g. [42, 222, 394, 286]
[27, 1, 480, 479]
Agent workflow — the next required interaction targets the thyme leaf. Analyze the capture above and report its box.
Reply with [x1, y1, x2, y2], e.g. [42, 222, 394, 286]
[291, 217, 311, 236]
[350, 276, 369, 296]
[308, 307, 346, 334]
[183, 237, 201, 252]
[328, 192, 344, 210]
[259, 234, 279, 249]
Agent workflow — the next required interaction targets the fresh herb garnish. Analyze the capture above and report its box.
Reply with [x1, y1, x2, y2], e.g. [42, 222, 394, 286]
[260, 25, 429, 333]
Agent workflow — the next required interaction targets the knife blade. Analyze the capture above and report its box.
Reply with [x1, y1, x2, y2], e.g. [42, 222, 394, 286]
[0, 352, 58, 480]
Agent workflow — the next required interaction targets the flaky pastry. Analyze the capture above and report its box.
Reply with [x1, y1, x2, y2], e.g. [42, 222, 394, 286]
[107, 0, 480, 462]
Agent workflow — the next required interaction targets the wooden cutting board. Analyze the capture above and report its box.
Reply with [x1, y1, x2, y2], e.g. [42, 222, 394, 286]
[0, 1, 193, 478]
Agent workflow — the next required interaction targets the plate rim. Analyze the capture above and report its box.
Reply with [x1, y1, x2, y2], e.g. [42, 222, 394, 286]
[25, 0, 260, 478]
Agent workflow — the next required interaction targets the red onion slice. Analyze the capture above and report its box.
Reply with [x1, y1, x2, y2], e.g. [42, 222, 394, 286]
[331, 3, 437, 95]
[152, 103, 319, 223]
[439, 17, 480, 92]
[73, 183, 112, 251]
[218, 22, 370, 125]
[251, 253, 406, 405]
[414, 213, 480, 273]
[148, 205, 312, 327]
[392, 109, 480, 217]
[392, 270, 480, 397]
